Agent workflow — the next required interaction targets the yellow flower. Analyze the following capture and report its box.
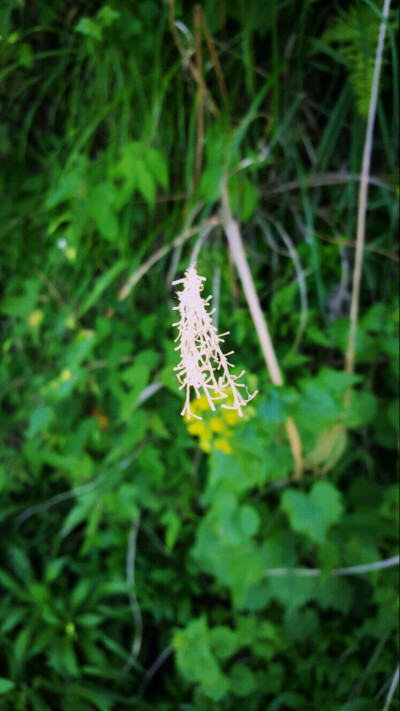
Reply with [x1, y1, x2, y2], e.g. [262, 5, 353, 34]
[65, 247, 76, 261]
[210, 417, 225, 433]
[28, 310, 43, 328]
[187, 421, 207, 436]
[214, 438, 232, 455]
[199, 437, 212, 453]
[194, 394, 211, 412]
[223, 409, 240, 427]
[60, 368, 72, 383]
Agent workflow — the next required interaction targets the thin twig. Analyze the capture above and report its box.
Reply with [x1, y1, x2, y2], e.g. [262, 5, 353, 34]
[261, 172, 392, 197]
[201, 8, 230, 110]
[168, 0, 219, 116]
[316, 233, 399, 263]
[137, 382, 163, 405]
[141, 521, 171, 558]
[263, 555, 399, 578]
[123, 517, 143, 672]
[383, 664, 400, 711]
[189, 223, 214, 265]
[118, 215, 218, 301]
[138, 644, 174, 697]
[221, 184, 303, 478]
[345, 0, 392, 384]
[15, 476, 104, 526]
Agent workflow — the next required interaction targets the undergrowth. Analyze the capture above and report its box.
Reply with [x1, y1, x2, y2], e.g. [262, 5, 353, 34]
[0, 1, 398, 710]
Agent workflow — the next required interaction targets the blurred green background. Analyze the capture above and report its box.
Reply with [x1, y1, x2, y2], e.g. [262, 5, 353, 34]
[0, 1, 399, 709]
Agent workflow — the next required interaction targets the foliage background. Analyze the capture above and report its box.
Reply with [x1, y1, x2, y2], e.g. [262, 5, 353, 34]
[0, 0, 398, 709]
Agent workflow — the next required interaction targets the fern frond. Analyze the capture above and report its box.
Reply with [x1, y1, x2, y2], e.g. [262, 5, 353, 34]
[324, 5, 393, 118]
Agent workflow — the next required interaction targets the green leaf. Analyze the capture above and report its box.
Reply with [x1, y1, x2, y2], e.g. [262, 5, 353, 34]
[345, 390, 377, 428]
[239, 506, 260, 537]
[198, 166, 223, 203]
[284, 607, 319, 641]
[282, 482, 343, 544]
[340, 701, 380, 711]
[75, 17, 102, 41]
[135, 159, 156, 207]
[78, 260, 127, 316]
[228, 174, 259, 221]
[230, 663, 257, 697]
[97, 6, 120, 28]
[46, 169, 85, 208]
[209, 626, 239, 660]
[88, 182, 119, 241]
[0, 679, 15, 694]
[173, 617, 229, 701]
[26, 406, 53, 438]
[145, 148, 169, 189]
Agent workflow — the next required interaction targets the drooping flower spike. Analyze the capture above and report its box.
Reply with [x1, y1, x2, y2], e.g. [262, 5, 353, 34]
[172, 262, 257, 420]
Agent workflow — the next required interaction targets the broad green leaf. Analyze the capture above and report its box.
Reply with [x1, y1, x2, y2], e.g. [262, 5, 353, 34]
[284, 607, 319, 641]
[173, 617, 229, 701]
[281, 482, 343, 544]
[230, 663, 257, 697]
[209, 626, 239, 660]
[345, 390, 378, 428]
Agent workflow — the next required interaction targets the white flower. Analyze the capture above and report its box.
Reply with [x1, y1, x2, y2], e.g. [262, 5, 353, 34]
[172, 263, 257, 419]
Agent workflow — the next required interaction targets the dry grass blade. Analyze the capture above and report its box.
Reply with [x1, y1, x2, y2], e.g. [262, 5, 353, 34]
[221, 184, 304, 478]
[345, 0, 392, 388]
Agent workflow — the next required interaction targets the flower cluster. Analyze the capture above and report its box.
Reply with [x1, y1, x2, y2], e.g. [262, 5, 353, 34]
[184, 391, 255, 453]
[172, 262, 257, 419]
